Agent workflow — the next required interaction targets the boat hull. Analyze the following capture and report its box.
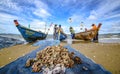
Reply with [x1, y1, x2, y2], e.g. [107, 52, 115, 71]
[74, 30, 97, 40]
[74, 23, 102, 41]
[17, 25, 47, 42]
[59, 33, 67, 41]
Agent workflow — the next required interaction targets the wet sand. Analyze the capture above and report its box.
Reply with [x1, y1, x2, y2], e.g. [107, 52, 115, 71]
[0, 44, 39, 67]
[61, 42, 120, 74]
[0, 42, 120, 74]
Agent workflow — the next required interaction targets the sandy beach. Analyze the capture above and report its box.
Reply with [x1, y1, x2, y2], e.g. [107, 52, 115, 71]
[69, 43, 120, 74]
[0, 42, 120, 74]
[0, 44, 39, 67]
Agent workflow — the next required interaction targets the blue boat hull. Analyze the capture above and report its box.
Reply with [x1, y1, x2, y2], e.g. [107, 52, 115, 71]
[59, 33, 67, 41]
[16, 25, 47, 42]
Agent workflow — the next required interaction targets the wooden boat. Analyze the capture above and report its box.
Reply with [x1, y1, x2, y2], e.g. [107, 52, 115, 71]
[14, 20, 47, 42]
[74, 30, 97, 40]
[74, 24, 102, 40]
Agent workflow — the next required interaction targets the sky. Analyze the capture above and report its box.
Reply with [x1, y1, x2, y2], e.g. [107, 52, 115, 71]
[0, 0, 120, 34]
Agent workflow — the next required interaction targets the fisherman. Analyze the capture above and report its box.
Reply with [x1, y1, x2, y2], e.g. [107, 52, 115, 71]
[69, 27, 75, 39]
[57, 25, 63, 40]
[91, 24, 98, 42]
[53, 24, 58, 40]
[95, 23, 102, 42]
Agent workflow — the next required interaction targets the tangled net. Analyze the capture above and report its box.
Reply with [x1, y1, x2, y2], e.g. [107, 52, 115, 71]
[25, 45, 82, 72]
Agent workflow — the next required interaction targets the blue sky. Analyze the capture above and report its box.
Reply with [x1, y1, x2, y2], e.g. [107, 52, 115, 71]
[0, 0, 120, 34]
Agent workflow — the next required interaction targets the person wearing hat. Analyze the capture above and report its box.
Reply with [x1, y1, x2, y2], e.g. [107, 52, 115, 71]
[57, 25, 63, 40]
[53, 24, 58, 40]
[91, 24, 97, 31]
[69, 26, 75, 39]
[91, 24, 98, 42]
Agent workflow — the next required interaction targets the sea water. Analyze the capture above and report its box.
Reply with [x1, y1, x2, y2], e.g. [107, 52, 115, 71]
[0, 34, 24, 49]
[99, 34, 120, 43]
[0, 33, 120, 49]
[67, 35, 72, 44]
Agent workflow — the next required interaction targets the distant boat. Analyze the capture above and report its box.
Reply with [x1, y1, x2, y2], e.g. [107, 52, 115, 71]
[14, 20, 47, 43]
[74, 24, 102, 40]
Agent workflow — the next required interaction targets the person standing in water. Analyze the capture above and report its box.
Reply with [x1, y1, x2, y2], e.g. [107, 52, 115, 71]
[53, 24, 58, 40]
[57, 25, 63, 40]
[91, 24, 97, 41]
[69, 26, 75, 39]
[93, 23, 102, 42]
[90, 23, 102, 42]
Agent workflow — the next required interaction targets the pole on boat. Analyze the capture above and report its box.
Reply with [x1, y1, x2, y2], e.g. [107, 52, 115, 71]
[14, 20, 19, 26]
[46, 22, 53, 35]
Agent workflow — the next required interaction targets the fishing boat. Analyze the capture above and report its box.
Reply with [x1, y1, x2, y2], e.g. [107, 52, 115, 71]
[74, 30, 97, 40]
[59, 33, 67, 41]
[74, 24, 102, 40]
[14, 20, 47, 42]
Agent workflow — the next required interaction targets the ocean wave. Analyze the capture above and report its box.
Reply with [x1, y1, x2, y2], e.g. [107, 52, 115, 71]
[99, 38, 120, 43]
[0, 36, 24, 49]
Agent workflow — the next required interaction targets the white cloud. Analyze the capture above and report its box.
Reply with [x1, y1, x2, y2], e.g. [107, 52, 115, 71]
[60, 0, 74, 7]
[34, 0, 48, 8]
[68, 14, 85, 23]
[0, 13, 18, 24]
[0, 12, 29, 25]
[33, 0, 51, 19]
[68, 13, 98, 29]
[85, 0, 120, 21]
[0, 13, 18, 19]
[103, 14, 120, 20]
[29, 19, 55, 34]
[0, 0, 21, 11]
[99, 20, 120, 34]
[34, 8, 51, 18]
[0, 13, 29, 34]
[61, 25, 70, 34]
[95, 0, 120, 19]
[72, 27, 80, 33]
[87, 15, 97, 20]
[87, 10, 97, 20]
[30, 20, 46, 26]
[29, 19, 46, 32]
[111, 22, 120, 32]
